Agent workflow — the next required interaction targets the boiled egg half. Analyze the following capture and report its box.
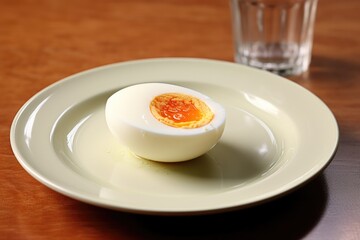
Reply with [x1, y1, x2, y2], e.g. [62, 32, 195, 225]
[105, 83, 226, 162]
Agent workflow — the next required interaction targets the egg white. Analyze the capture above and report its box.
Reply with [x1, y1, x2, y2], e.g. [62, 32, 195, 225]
[105, 83, 226, 162]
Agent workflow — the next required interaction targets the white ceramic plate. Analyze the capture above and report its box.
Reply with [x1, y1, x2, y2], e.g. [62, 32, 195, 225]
[10, 58, 338, 215]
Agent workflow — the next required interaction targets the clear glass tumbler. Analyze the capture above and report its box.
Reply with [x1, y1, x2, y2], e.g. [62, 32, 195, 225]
[230, 0, 318, 75]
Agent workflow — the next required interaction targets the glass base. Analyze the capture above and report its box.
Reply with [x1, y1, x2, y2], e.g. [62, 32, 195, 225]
[235, 42, 311, 76]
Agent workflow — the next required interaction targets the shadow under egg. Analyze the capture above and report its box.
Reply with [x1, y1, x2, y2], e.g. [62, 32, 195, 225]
[141, 139, 280, 193]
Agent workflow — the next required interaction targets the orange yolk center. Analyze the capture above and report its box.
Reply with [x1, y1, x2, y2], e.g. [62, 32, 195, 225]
[159, 97, 202, 123]
[150, 93, 214, 128]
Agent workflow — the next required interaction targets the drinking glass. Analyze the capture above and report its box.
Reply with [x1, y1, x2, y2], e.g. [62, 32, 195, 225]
[230, 0, 318, 75]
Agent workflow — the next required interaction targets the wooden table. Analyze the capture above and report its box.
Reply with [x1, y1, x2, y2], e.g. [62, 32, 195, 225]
[1, 0, 359, 239]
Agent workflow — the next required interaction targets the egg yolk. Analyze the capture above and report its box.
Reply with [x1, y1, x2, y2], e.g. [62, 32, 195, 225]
[150, 93, 214, 128]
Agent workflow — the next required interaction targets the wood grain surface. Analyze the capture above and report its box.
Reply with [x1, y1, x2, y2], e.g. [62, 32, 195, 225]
[1, 0, 359, 239]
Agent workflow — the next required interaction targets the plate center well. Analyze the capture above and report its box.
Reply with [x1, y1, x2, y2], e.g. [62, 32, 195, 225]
[52, 90, 284, 196]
